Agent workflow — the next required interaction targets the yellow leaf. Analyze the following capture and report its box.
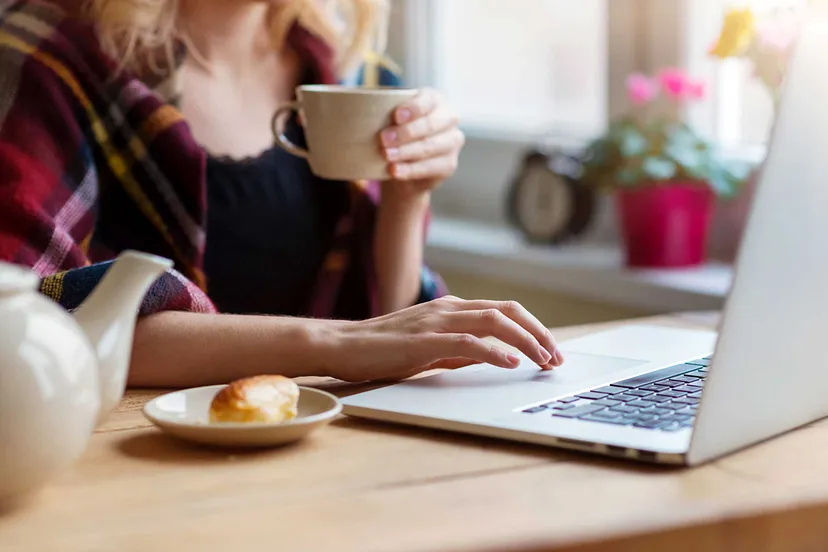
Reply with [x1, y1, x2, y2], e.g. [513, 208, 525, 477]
[710, 7, 756, 59]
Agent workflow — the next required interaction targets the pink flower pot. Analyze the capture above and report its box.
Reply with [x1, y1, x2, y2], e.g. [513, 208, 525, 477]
[616, 182, 715, 268]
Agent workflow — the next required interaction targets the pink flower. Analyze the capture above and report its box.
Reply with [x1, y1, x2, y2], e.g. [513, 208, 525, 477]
[657, 68, 707, 101]
[626, 73, 657, 105]
[685, 79, 707, 100]
[658, 68, 690, 98]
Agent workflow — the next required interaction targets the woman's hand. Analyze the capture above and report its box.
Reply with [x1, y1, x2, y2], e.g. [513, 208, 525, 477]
[380, 88, 465, 195]
[324, 296, 565, 383]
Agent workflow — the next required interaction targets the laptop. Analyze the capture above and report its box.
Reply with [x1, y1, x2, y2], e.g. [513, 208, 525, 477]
[342, 6, 828, 466]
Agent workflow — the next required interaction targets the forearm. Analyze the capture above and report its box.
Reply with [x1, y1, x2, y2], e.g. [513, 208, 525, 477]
[374, 189, 431, 314]
[129, 311, 342, 388]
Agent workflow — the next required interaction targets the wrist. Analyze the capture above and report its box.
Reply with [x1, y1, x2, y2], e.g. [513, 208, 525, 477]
[299, 318, 356, 379]
[379, 186, 431, 216]
[381, 181, 431, 204]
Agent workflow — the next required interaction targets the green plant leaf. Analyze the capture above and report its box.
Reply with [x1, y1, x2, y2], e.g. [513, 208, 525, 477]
[725, 161, 752, 182]
[617, 166, 641, 186]
[641, 156, 677, 181]
[666, 144, 706, 173]
[619, 126, 649, 158]
[707, 163, 743, 199]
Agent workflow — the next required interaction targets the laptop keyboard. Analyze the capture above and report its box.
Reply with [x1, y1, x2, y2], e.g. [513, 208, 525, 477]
[522, 357, 710, 432]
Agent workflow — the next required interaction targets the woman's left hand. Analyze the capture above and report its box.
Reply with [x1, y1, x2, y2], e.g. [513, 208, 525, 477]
[380, 89, 465, 195]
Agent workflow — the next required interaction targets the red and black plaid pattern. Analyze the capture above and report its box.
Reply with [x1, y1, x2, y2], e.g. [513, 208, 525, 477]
[0, 0, 446, 319]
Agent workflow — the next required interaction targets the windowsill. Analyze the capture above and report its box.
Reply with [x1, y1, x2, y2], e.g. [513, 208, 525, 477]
[460, 126, 769, 165]
[425, 217, 733, 313]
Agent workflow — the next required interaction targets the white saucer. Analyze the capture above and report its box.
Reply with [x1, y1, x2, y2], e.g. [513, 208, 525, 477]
[143, 385, 342, 448]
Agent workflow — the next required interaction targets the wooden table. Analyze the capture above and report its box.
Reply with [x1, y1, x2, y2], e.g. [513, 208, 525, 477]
[3, 313, 828, 552]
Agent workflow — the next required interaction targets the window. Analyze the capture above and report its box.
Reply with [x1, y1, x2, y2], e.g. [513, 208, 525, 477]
[396, 0, 609, 139]
[390, 0, 805, 224]
[430, 0, 607, 138]
[391, 0, 614, 222]
[687, 0, 808, 150]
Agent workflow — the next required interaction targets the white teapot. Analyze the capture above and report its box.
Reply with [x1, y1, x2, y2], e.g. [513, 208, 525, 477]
[0, 251, 172, 502]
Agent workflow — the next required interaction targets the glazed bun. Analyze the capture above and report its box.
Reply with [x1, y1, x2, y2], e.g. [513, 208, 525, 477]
[209, 376, 300, 424]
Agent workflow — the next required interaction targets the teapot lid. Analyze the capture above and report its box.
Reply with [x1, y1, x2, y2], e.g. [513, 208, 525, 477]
[0, 261, 39, 296]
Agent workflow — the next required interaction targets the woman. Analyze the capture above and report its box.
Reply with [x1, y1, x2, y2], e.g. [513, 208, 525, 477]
[0, 0, 564, 387]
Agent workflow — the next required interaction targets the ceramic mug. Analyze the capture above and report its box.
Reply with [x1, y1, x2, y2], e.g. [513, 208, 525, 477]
[272, 85, 418, 181]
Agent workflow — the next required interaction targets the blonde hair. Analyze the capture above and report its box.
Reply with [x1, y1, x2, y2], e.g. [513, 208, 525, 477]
[84, 0, 391, 79]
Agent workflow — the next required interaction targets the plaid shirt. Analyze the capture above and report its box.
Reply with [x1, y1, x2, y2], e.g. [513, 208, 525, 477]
[0, 0, 446, 318]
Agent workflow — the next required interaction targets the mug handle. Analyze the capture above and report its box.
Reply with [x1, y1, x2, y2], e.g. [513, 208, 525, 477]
[271, 101, 309, 159]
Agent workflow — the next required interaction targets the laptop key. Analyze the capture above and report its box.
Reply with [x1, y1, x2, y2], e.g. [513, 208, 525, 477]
[656, 390, 687, 399]
[614, 394, 645, 403]
[627, 399, 658, 408]
[623, 412, 657, 421]
[553, 404, 606, 418]
[638, 384, 668, 393]
[660, 414, 692, 423]
[658, 380, 686, 388]
[523, 406, 547, 413]
[557, 396, 580, 403]
[591, 386, 628, 395]
[634, 419, 668, 429]
[685, 358, 710, 367]
[580, 415, 633, 426]
[660, 423, 683, 432]
[651, 397, 674, 406]
[589, 410, 623, 420]
[614, 363, 698, 389]
[626, 389, 656, 397]
[680, 420, 695, 428]
[549, 403, 576, 410]
[673, 385, 700, 394]
[671, 376, 698, 384]
[673, 397, 699, 405]
[576, 392, 607, 400]
[689, 392, 703, 399]
[685, 370, 707, 378]
[593, 399, 622, 408]
[610, 405, 639, 414]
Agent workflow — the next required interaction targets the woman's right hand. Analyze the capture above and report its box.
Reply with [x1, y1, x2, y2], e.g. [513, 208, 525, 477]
[324, 296, 564, 383]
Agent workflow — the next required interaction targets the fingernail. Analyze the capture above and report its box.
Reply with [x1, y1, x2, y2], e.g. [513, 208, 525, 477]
[382, 129, 397, 147]
[391, 163, 407, 179]
[385, 147, 399, 161]
[554, 350, 564, 365]
[506, 353, 521, 366]
[397, 108, 412, 123]
[538, 346, 552, 364]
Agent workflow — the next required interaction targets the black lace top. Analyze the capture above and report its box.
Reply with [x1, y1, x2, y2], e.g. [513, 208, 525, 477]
[202, 120, 349, 315]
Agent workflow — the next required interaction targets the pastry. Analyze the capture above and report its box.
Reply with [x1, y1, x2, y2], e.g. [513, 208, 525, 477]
[209, 375, 300, 424]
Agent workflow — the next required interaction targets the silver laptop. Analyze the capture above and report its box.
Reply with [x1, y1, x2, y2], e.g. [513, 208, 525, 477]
[342, 6, 828, 466]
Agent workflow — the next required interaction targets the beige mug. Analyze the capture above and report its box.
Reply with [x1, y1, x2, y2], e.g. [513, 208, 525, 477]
[272, 85, 418, 181]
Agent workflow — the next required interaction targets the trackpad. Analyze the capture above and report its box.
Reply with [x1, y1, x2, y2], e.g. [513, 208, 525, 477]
[343, 353, 647, 420]
[516, 351, 646, 388]
[417, 352, 646, 395]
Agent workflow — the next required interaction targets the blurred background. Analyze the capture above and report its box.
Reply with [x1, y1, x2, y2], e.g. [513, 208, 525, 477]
[383, 0, 805, 328]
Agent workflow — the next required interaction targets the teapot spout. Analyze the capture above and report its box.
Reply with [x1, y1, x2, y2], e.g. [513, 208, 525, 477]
[73, 251, 172, 424]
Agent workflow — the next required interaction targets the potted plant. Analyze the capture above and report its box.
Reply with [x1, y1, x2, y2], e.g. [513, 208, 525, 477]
[707, 5, 804, 261]
[581, 69, 749, 268]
